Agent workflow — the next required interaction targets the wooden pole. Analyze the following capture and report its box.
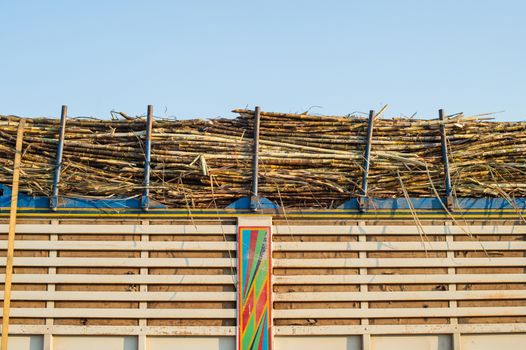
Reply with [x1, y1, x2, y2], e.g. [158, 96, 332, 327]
[1, 119, 26, 350]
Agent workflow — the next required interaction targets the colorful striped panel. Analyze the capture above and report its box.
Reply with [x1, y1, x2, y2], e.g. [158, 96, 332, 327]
[238, 226, 271, 350]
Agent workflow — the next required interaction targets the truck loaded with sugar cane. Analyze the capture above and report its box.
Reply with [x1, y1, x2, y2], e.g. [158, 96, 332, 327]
[0, 106, 525, 350]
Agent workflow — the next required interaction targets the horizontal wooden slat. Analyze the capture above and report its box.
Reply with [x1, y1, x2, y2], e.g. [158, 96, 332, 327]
[4, 224, 524, 235]
[274, 241, 526, 251]
[4, 324, 526, 336]
[6, 325, 236, 336]
[0, 274, 236, 284]
[274, 307, 526, 319]
[273, 225, 526, 235]
[274, 257, 526, 268]
[0, 240, 236, 251]
[274, 323, 526, 335]
[5, 257, 522, 268]
[0, 224, 237, 235]
[1, 291, 236, 301]
[274, 273, 526, 285]
[274, 290, 526, 302]
[5, 240, 524, 252]
[0, 257, 236, 267]
[9, 308, 236, 318]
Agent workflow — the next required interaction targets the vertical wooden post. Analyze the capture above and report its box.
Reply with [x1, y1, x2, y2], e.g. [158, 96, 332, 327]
[141, 105, 154, 211]
[1, 119, 26, 350]
[439, 109, 453, 209]
[250, 106, 261, 211]
[359, 110, 375, 211]
[50, 105, 67, 211]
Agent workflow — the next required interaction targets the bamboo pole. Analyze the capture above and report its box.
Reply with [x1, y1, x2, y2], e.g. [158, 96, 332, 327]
[1, 119, 26, 350]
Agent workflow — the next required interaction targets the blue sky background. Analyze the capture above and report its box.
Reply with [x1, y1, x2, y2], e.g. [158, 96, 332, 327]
[1, 1, 525, 120]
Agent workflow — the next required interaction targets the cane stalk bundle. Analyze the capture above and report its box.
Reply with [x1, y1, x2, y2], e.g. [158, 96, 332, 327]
[0, 109, 524, 209]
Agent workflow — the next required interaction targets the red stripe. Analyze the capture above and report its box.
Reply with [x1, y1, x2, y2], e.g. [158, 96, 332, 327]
[255, 279, 269, 323]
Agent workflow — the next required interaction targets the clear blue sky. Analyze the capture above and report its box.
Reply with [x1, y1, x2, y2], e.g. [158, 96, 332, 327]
[1, 1, 525, 120]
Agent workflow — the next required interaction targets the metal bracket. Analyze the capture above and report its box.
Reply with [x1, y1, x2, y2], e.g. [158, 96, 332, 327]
[358, 196, 369, 212]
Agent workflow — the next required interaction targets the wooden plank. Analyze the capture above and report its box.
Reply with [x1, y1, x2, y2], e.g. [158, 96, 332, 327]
[274, 306, 526, 319]
[5, 239, 524, 252]
[0, 257, 236, 267]
[0, 240, 237, 251]
[4, 323, 526, 336]
[0, 274, 236, 284]
[9, 308, 236, 318]
[273, 323, 526, 336]
[2, 119, 25, 350]
[273, 273, 526, 284]
[273, 225, 526, 235]
[274, 257, 526, 268]
[0, 224, 237, 235]
[3, 272, 524, 285]
[274, 290, 526, 302]
[4, 257, 523, 268]
[0, 291, 236, 301]
[274, 241, 526, 251]
[6, 325, 236, 336]
[3, 224, 524, 235]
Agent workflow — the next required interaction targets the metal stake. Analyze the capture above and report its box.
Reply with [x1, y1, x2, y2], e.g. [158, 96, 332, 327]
[141, 105, 153, 211]
[359, 110, 375, 211]
[250, 106, 261, 211]
[439, 109, 453, 209]
[50, 105, 67, 211]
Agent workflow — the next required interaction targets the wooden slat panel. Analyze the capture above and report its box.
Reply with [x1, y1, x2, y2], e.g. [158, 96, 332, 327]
[275, 307, 526, 319]
[274, 257, 526, 268]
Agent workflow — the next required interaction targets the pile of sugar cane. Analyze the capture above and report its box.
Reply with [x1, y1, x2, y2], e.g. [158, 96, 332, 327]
[0, 109, 525, 209]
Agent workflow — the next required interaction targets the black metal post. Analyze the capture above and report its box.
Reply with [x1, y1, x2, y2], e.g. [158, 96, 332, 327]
[359, 110, 375, 211]
[250, 106, 261, 211]
[50, 105, 67, 211]
[439, 109, 453, 209]
[141, 105, 154, 211]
